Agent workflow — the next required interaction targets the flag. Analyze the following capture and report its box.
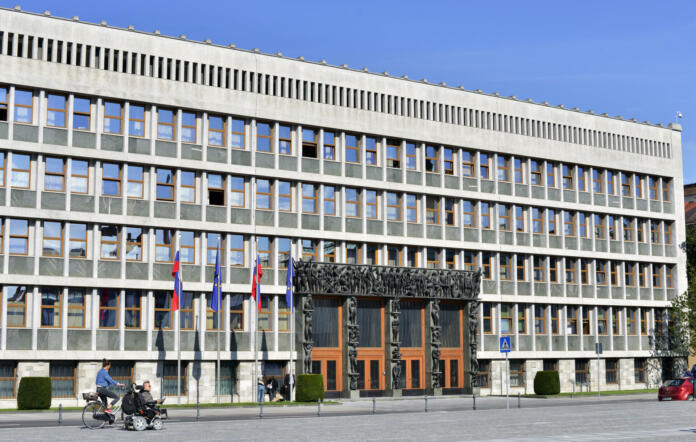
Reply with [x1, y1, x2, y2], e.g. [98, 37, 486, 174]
[251, 255, 263, 310]
[211, 244, 222, 312]
[285, 254, 294, 312]
[171, 250, 181, 311]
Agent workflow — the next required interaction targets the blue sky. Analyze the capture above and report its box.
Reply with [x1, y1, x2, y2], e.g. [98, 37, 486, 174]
[8, 0, 695, 183]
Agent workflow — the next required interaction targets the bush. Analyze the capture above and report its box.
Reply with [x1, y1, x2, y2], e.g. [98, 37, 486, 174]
[296, 374, 324, 402]
[534, 370, 560, 395]
[17, 377, 52, 410]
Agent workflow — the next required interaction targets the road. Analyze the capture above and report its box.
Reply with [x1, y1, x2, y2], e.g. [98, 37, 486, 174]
[0, 394, 693, 440]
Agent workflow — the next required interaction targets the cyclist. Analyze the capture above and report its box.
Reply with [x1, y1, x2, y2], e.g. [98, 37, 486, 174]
[96, 359, 124, 414]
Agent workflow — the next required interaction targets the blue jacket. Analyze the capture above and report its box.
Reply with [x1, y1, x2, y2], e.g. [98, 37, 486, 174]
[96, 368, 117, 387]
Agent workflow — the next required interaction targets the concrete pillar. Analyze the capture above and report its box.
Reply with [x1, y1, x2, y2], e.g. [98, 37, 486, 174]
[558, 359, 575, 392]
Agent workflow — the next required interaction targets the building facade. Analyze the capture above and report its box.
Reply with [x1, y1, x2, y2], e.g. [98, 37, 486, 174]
[0, 7, 687, 406]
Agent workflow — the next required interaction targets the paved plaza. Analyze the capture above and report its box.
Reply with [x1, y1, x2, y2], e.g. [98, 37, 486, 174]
[0, 394, 694, 441]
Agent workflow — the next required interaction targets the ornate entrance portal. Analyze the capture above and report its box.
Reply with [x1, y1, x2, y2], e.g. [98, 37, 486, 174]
[294, 261, 482, 397]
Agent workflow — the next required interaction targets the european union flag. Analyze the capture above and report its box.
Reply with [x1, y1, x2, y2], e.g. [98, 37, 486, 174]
[211, 243, 222, 312]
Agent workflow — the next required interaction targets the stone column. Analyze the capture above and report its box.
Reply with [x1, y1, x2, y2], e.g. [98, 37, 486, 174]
[426, 299, 442, 396]
[343, 296, 359, 399]
[464, 299, 480, 394]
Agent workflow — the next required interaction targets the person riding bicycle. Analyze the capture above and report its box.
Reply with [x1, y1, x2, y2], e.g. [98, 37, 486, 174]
[96, 359, 124, 414]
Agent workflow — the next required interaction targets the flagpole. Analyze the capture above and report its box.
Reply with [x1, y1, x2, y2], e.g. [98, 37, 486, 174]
[216, 240, 221, 405]
[254, 237, 259, 404]
[290, 256, 295, 402]
[177, 234, 181, 406]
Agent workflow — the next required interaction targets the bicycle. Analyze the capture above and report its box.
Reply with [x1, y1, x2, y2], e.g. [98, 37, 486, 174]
[82, 392, 122, 429]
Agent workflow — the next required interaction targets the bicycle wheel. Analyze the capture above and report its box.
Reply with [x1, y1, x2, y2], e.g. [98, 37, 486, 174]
[83, 401, 107, 429]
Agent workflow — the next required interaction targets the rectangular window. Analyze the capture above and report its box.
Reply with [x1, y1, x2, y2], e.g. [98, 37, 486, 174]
[257, 236, 273, 268]
[180, 231, 195, 264]
[635, 358, 646, 383]
[425, 145, 438, 172]
[365, 137, 377, 165]
[155, 229, 174, 262]
[154, 291, 173, 330]
[577, 166, 586, 192]
[50, 363, 76, 398]
[11, 153, 30, 189]
[499, 253, 512, 281]
[125, 227, 142, 261]
[546, 163, 556, 187]
[463, 250, 477, 271]
[567, 306, 578, 335]
[664, 223, 673, 245]
[228, 294, 244, 331]
[406, 194, 418, 223]
[642, 310, 651, 336]
[346, 242, 361, 264]
[0, 86, 8, 121]
[125, 290, 141, 329]
[516, 255, 527, 281]
[612, 309, 621, 335]
[256, 179, 272, 210]
[625, 262, 636, 287]
[582, 308, 590, 335]
[483, 303, 493, 334]
[533, 256, 545, 282]
[650, 221, 661, 244]
[67, 223, 87, 258]
[500, 304, 513, 334]
[302, 183, 318, 214]
[565, 258, 577, 283]
[207, 233, 225, 265]
[482, 252, 493, 280]
[229, 234, 244, 267]
[607, 171, 616, 195]
[480, 153, 490, 179]
[597, 307, 608, 335]
[231, 118, 245, 149]
[229, 176, 245, 208]
[156, 168, 175, 201]
[462, 150, 475, 177]
[594, 215, 605, 239]
[443, 148, 454, 175]
[323, 131, 336, 160]
[532, 208, 544, 234]
[563, 211, 575, 236]
[634, 175, 643, 198]
[67, 288, 86, 328]
[157, 108, 176, 140]
[551, 305, 560, 335]
[279, 125, 292, 155]
[638, 263, 648, 288]
[609, 262, 619, 286]
[387, 245, 401, 266]
[627, 308, 636, 335]
[162, 361, 186, 395]
[101, 162, 121, 196]
[9, 219, 29, 255]
[623, 218, 633, 241]
[547, 209, 557, 235]
[514, 158, 525, 184]
[366, 244, 380, 265]
[596, 261, 607, 285]
[345, 134, 360, 163]
[497, 155, 510, 181]
[41, 288, 62, 328]
[6, 286, 28, 327]
[14, 90, 33, 124]
[301, 239, 318, 262]
[592, 169, 603, 193]
[666, 265, 674, 288]
[70, 160, 89, 194]
[176, 170, 194, 203]
[530, 160, 542, 185]
[0, 151, 5, 187]
[578, 213, 588, 238]
[100, 225, 119, 260]
[345, 188, 360, 217]
[534, 305, 546, 334]
[208, 115, 225, 146]
[73, 97, 91, 130]
[383, 140, 401, 168]
[324, 185, 336, 216]
[258, 295, 273, 331]
[256, 122, 273, 152]
[426, 196, 439, 225]
[180, 292, 195, 330]
[549, 257, 560, 283]
[480, 202, 492, 229]
[445, 198, 455, 226]
[636, 220, 646, 243]
[46, 94, 67, 127]
[562, 164, 573, 189]
[103, 101, 123, 134]
[277, 181, 292, 212]
[387, 192, 401, 221]
[302, 128, 318, 158]
[406, 142, 417, 170]
[621, 173, 632, 196]
[498, 204, 511, 231]
[366, 190, 378, 219]
[462, 200, 476, 228]
[649, 177, 658, 200]
[43, 221, 63, 257]
[426, 248, 440, 268]
[128, 104, 145, 137]
[98, 289, 118, 328]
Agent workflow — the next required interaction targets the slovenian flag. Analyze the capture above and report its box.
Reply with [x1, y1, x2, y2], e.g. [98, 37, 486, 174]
[171, 250, 181, 311]
[211, 244, 222, 312]
[251, 255, 263, 310]
[285, 254, 294, 312]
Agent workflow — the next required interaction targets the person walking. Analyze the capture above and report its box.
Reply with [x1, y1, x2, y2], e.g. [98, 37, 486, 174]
[257, 377, 266, 403]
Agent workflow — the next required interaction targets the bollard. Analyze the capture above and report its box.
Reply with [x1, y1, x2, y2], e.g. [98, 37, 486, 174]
[472, 394, 476, 411]
[372, 397, 376, 415]
[196, 401, 200, 421]
[424, 395, 428, 412]
[259, 400, 263, 419]
[317, 399, 321, 417]
[517, 392, 520, 409]
[58, 403, 62, 425]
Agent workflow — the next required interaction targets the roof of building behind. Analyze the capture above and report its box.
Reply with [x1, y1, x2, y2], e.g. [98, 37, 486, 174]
[686, 201, 696, 225]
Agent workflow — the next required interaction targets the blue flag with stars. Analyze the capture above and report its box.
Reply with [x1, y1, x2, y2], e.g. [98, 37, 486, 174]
[211, 243, 221, 312]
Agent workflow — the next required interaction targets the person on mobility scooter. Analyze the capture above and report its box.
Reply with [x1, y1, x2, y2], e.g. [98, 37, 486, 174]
[121, 381, 168, 431]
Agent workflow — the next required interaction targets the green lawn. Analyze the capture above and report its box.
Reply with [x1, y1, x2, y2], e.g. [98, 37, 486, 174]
[522, 388, 658, 398]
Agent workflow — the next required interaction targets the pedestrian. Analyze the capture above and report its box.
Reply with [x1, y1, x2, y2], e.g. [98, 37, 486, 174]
[257, 377, 265, 403]
[266, 378, 275, 401]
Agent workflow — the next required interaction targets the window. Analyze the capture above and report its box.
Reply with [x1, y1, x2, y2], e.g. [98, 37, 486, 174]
[481, 252, 493, 280]
[534, 305, 546, 334]
[593, 169, 603, 193]
[101, 162, 121, 196]
[426, 248, 440, 268]
[666, 265, 674, 288]
[596, 261, 607, 285]
[345, 134, 360, 163]
[229, 234, 244, 267]
[162, 362, 186, 395]
[650, 221, 661, 244]
[73, 97, 91, 130]
[634, 175, 643, 198]
[0, 86, 7, 121]
[500, 304, 513, 334]
[11, 153, 30, 189]
[607, 171, 616, 195]
[180, 231, 195, 264]
[510, 360, 525, 387]
[387, 245, 401, 266]
[443, 148, 454, 175]
[0, 151, 5, 187]
[445, 198, 456, 226]
[567, 306, 578, 335]
[514, 158, 525, 183]
[612, 309, 621, 335]
[366, 244, 380, 265]
[581, 307, 590, 335]
[480, 153, 490, 179]
[99, 289, 118, 328]
[462, 200, 476, 227]
[207, 233, 225, 265]
[480, 202, 492, 229]
[563, 211, 575, 236]
[256, 122, 273, 152]
[621, 173, 632, 196]
[565, 258, 577, 283]
[207, 174, 225, 206]
[635, 358, 646, 383]
[406, 142, 417, 170]
[67, 288, 86, 328]
[231, 118, 245, 149]
[498, 204, 511, 231]
[546, 163, 556, 187]
[258, 236, 273, 268]
[256, 179, 272, 209]
[366, 190, 378, 219]
[154, 291, 173, 329]
[100, 225, 119, 260]
[406, 194, 418, 223]
[157, 108, 176, 140]
[68, 223, 87, 258]
[665, 223, 673, 244]
[638, 263, 648, 288]
[530, 160, 542, 185]
[426, 196, 439, 225]
[551, 305, 560, 335]
[125, 227, 142, 261]
[278, 296, 291, 331]
[345, 188, 360, 217]
[499, 253, 512, 280]
[229, 176, 245, 207]
[625, 262, 636, 287]
[276, 237, 290, 269]
[71, 160, 89, 194]
[516, 255, 527, 281]
[623, 218, 633, 242]
[258, 295, 273, 331]
[346, 243, 362, 264]
[637, 219, 646, 243]
[476, 360, 490, 388]
[14, 89, 33, 123]
[128, 104, 145, 137]
[577, 166, 586, 192]
[180, 171, 195, 203]
[279, 125, 292, 154]
[155, 229, 174, 262]
[302, 184, 318, 214]
[562, 164, 573, 189]
[6, 286, 28, 327]
[518, 305, 527, 334]
[597, 307, 608, 335]
[50, 363, 76, 398]
[533, 256, 545, 282]
[385, 140, 401, 168]
[9, 219, 29, 255]
[208, 115, 225, 146]
[156, 168, 175, 201]
[104, 101, 123, 134]
[301, 239, 318, 262]
[497, 155, 510, 181]
[547, 209, 557, 235]
[302, 128, 318, 158]
[594, 215, 605, 239]
[365, 137, 377, 165]
[47, 94, 67, 127]
[323, 131, 336, 160]
[483, 303, 493, 334]
[462, 150, 475, 177]
[40, 288, 62, 328]
[549, 257, 560, 283]
[324, 185, 336, 215]
[43, 221, 63, 257]
[463, 250, 477, 272]
[425, 145, 438, 172]
[532, 208, 544, 234]
[387, 192, 401, 221]
[627, 308, 637, 335]
[180, 292, 195, 330]
[578, 213, 588, 238]
[229, 294, 245, 331]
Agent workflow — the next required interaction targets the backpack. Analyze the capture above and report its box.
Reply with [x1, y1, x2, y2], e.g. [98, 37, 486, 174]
[122, 391, 136, 415]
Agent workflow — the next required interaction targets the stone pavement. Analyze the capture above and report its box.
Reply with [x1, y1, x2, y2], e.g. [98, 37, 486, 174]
[1, 394, 694, 440]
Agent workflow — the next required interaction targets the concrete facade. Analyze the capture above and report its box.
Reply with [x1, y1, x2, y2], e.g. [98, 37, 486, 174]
[0, 7, 687, 406]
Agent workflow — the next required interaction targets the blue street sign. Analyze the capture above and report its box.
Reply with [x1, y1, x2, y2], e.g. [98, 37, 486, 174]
[500, 336, 511, 353]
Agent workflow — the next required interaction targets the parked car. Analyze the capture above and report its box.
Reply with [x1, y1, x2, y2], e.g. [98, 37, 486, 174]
[658, 378, 694, 401]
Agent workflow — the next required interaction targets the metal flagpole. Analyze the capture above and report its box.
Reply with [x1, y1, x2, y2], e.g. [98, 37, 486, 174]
[216, 240, 221, 405]
[290, 253, 295, 402]
[177, 233, 181, 406]
[254, 237, 259, 403]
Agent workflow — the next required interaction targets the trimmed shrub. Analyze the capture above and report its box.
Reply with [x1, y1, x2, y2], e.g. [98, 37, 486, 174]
[534, 370, 561, 395]
[296, 374, 324, 402]
[17, 377, 52, 410]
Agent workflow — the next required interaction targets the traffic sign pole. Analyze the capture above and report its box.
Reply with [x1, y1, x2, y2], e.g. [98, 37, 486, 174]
[506, 351, 509, 410]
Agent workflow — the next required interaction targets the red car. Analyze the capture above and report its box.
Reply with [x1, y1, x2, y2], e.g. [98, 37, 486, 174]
[658, 378, 694, 401]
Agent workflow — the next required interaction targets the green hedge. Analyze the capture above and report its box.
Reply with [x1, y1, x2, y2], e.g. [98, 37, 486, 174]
[17, 377, 52, 410]
[534, 370, 560, 395]
[296, 374, 324, 402]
